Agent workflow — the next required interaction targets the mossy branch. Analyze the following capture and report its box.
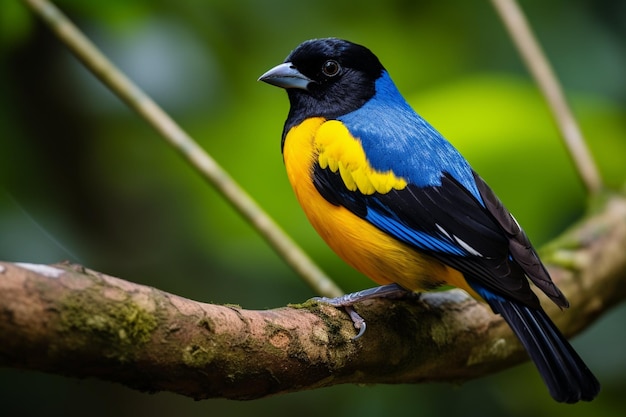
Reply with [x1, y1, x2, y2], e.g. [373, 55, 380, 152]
[1, 194, 625, 400]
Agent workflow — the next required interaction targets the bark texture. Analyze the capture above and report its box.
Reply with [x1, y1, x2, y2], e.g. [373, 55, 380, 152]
[1, 194, 625, 400]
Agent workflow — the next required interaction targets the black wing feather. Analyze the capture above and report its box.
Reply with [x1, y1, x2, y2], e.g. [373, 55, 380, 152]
[472, 171, 569, 308]
[313, 163, 546, 308]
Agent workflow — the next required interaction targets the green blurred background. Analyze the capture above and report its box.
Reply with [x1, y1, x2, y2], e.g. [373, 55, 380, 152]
[1, 0, 625, 415]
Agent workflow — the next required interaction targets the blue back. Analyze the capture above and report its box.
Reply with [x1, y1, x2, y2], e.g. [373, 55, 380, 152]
[338, 71, 483, 205]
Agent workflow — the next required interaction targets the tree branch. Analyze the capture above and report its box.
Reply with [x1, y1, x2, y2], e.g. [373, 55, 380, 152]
[2, 194, 625, 400]
[491, 0, 603, 194]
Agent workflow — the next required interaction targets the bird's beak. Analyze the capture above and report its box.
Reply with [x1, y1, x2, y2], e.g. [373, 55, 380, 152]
[258, 62, 312, 90]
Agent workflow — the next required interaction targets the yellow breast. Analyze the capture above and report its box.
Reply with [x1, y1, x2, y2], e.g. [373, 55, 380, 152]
[282, 117, 476, 296]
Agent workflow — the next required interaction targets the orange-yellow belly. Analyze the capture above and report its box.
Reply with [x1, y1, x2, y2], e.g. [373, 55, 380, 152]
[282, 117, 480, 298]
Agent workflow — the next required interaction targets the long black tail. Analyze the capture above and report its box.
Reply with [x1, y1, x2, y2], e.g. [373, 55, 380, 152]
[488, 298, 600, 403]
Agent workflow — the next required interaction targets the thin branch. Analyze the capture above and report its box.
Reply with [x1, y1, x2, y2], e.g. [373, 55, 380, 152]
[19, 0, 342, 298]
[491, 0, 603, 194]
[1, 193, 626, 399]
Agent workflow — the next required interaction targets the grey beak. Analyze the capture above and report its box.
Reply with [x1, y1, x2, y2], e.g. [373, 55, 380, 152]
[258, 62, 312, 90]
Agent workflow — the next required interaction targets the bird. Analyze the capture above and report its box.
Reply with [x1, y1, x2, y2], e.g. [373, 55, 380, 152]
[258, 37, 600, 403]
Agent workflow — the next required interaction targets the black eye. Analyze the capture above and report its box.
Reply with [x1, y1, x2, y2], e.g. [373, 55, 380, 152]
[321, 60, 341, 77]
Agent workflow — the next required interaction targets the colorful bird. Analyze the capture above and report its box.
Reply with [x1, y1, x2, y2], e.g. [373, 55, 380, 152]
[259, 38, 600, 403]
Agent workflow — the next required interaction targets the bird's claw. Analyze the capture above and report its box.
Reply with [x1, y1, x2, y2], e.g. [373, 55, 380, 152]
[344, 305, 367, 340]
[312, 284, 416, 340]
[312, 296, 367, 339]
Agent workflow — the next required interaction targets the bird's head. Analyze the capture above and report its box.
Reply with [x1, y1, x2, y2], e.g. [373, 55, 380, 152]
[259, 38, 385, 120]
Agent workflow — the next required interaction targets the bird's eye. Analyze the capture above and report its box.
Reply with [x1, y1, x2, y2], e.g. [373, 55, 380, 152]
[321, 60, 341, 77]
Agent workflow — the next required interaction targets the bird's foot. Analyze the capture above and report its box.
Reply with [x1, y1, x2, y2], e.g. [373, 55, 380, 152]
[312, 283, 418, 340]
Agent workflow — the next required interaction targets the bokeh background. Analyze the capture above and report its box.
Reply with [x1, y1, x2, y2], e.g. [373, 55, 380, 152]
[1, 0, 625, 416]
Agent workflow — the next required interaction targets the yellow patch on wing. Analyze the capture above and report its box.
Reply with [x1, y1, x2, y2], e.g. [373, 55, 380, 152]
[315, 120, 407, 195]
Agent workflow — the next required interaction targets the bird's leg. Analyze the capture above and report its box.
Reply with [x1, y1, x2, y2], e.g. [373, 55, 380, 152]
[313, 283, 416, 305]
[312, 283, 419, 340]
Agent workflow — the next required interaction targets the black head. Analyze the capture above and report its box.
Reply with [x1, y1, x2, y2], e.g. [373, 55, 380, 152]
[259, 38, 385, 133]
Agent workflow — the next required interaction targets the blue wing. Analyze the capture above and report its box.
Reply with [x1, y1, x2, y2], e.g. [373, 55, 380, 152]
[314, 161, 544, 308]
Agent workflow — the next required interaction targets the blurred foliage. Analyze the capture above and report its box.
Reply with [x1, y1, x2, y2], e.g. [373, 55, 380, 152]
[1, 0, 625, 416]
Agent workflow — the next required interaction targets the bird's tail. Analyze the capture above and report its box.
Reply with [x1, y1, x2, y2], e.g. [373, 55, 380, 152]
[488, 298, 600, 403]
